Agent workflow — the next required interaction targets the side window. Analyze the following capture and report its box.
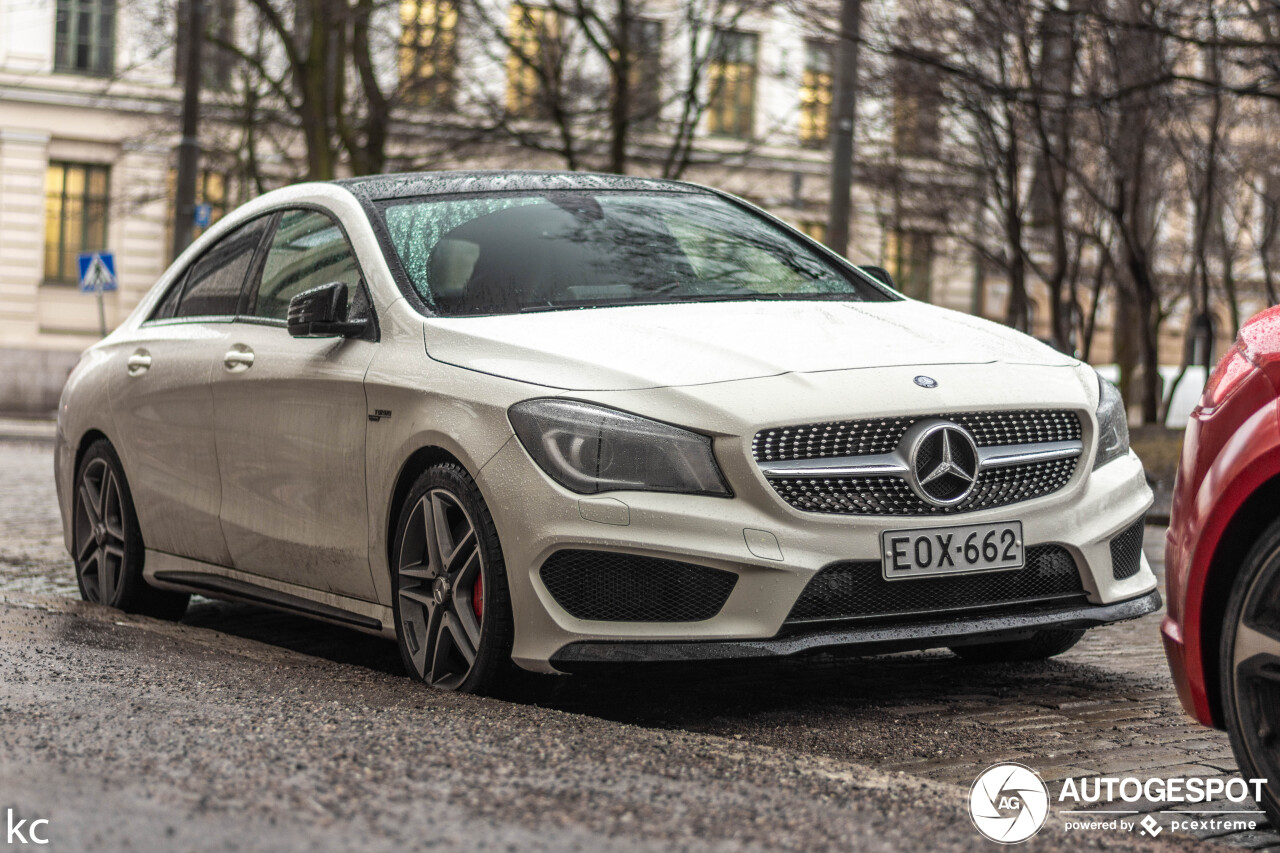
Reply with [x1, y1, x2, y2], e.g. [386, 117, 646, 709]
[249, 209, 367, 321]
[166, 216, 272, 319]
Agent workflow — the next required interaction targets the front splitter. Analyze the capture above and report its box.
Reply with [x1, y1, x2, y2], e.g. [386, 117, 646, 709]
[549, 589, 1162, 669]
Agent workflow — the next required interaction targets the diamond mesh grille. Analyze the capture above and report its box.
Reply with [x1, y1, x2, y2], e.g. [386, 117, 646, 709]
[1109, 517, 1146, 580]
[539, 550, 738, 622]
[752, 410, 1083, 462]
[770, 457, 1077, 516]
[786, 545, 1086, 624]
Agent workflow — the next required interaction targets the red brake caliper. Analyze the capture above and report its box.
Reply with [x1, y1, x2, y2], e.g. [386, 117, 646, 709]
[472, 575, 484, 620]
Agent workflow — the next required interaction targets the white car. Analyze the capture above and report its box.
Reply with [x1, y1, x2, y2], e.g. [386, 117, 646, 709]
[55, 172, 1159, 693]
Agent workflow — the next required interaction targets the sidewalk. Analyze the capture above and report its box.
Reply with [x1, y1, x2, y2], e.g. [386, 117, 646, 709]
[0, 416, 56, 442]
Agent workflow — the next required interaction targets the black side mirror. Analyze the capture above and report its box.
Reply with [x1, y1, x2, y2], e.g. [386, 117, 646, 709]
[858, 265, 895, 289]
[287, 282, 367, 338]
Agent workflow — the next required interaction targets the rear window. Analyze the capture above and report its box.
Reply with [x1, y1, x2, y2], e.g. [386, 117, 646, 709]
[377, 191, 893, 316]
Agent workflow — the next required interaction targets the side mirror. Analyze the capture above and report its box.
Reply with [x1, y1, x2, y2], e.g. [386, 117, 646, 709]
[287, 282, 367, 338]
[858, 265, 895, 289]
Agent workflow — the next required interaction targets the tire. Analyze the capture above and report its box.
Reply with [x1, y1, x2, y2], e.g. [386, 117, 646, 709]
[390, 462, 514, 694]
[949, 628, 1085, 663]
[1220, 519, 1280, 828]
[73, 439, 189, 620]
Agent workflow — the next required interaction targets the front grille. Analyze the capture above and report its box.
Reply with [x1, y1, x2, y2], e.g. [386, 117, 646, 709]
[539, 550, 738, 622]
[770, 457, 1077, 516]
[753, 410, 1082, 462]
[1110, 517, 1145, 580]
[786, 545, 1086, 624]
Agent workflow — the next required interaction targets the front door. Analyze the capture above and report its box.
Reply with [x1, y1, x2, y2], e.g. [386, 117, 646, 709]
[211, 208, 378, 600]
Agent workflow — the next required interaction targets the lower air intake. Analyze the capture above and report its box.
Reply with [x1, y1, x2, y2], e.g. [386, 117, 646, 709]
[786, 545, 1087, 624]
[1110, 517, 1146, 580]
[540, 550, 738, 622]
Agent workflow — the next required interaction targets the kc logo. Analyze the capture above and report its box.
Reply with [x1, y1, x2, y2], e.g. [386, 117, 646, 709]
[6, 809, 49, 846]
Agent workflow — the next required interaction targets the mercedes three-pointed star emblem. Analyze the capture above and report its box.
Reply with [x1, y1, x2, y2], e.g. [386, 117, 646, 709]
[906, 421, 981, 506]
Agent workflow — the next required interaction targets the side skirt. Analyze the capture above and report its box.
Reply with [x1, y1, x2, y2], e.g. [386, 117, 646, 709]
[144, 550, 396, 638]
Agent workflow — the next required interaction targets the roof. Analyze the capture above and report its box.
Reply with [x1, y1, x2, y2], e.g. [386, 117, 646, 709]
[333, 170, 707, 203]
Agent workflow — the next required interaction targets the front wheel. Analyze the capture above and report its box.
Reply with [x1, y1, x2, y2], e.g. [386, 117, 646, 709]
[1220, 519, 1280, 827]
[73, 439, 189, 620]
[391, 463, 513, 694]
[949, 628, 1085, 663]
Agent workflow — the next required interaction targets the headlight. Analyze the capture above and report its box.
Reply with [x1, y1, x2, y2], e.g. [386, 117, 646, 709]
[508, 399, 731, 496]
[1094, 373, 1130, 468]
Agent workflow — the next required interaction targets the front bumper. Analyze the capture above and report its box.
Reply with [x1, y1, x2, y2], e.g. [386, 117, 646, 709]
[552, 589, 1162, 668]
[478, 420, 1157, 673]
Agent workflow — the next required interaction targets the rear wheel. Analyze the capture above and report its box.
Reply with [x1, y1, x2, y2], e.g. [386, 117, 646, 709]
[73, 440, 189, 620]
[1220, 520, 1280, 827]
[391, 463, 513, 694]
[949, 628, 1085, 663]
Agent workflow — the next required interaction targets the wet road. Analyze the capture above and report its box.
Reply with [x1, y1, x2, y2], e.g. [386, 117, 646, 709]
[0, 439, 1270, 850]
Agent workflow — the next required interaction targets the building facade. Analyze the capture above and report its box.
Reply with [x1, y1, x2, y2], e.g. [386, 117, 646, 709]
[0, 0, 1266, 415]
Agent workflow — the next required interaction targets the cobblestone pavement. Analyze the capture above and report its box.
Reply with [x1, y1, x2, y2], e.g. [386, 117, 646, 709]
[2, 439, 1273, 849]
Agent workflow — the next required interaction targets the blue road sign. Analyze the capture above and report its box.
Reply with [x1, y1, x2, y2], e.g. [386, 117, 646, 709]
[78, 252, 117, 293]
[194, 203, 213, 228]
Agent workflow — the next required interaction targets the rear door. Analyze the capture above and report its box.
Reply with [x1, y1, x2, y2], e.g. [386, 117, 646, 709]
[109, 216, 273, 566]
[211, 208, 379, 600]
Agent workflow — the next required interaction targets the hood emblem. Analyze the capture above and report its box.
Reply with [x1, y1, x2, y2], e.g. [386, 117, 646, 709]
[914, 375, 938, 388]
[906, 422, 979, 507]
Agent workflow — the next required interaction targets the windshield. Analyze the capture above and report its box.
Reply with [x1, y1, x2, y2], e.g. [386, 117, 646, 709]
[377, 191, 894, 316]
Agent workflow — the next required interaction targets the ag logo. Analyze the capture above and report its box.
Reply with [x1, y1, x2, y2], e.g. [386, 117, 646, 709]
[969, 763, 1050, 844]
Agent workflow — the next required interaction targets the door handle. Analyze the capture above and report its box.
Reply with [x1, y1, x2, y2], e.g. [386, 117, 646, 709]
[223, 347, 255, 372]
[126, 351, 151, 376]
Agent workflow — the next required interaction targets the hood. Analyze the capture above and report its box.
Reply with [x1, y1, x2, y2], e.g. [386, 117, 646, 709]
[423, 300, 1078, 391]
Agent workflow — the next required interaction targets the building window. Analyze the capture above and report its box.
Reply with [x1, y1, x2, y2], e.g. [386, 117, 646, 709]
[893, 58, 942, 158]
[800, 220, 827, 244]
[507, 4, 560, 119]
[400, 0, 458, 108]
[707, 29, 757, 139]
[624, 18, 663, 126]
[45, 162, 110, 285]
[165, 168, 230, 260]
[799, 41, 833, 148]
[886, 229, 934, 300]
[54, 0, 116, 77]
[175, 0, 236, 91]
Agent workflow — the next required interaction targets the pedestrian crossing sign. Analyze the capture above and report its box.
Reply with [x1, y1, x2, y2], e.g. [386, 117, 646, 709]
[78, 252, 117, 293]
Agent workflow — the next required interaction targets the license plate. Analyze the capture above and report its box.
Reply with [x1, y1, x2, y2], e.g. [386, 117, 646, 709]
[881, 521, 1025, 580]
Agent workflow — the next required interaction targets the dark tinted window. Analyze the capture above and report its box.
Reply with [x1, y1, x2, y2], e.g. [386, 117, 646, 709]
[171, 216, 271, 318]
[379, 192, 893, 316]
[250, 209, 366, 321]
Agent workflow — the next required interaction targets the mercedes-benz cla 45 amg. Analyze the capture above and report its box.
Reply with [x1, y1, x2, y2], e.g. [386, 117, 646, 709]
[55, 172, 1159, 693]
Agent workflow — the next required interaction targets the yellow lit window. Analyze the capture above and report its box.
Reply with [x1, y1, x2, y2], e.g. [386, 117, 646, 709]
[400, 0, 458, 107]
[799, 41, 833, 148]
[507, 4, 560, 118]
[44, 161, 110, 284]
[708, 29, 757, 138]
[164, 168, 230, 261]
[800, 220, 827, 244]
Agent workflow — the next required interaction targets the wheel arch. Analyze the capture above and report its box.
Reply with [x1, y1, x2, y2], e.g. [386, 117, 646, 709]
[74, 428, 112, 479]
[1199, 471, 1280, 727]
[384, 444, 471, 579]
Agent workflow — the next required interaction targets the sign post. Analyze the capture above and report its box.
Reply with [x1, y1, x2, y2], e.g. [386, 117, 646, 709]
[78, 251, 118, 338]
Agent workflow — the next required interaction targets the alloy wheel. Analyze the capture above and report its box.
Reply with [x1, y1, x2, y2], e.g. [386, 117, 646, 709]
[396, 489, 486, 689]
[1230, 554, 1280, 798]
[74, 457, 128, 605]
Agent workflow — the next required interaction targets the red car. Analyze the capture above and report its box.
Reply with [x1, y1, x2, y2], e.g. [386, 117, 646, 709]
[1163, 304, 1280, 824]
